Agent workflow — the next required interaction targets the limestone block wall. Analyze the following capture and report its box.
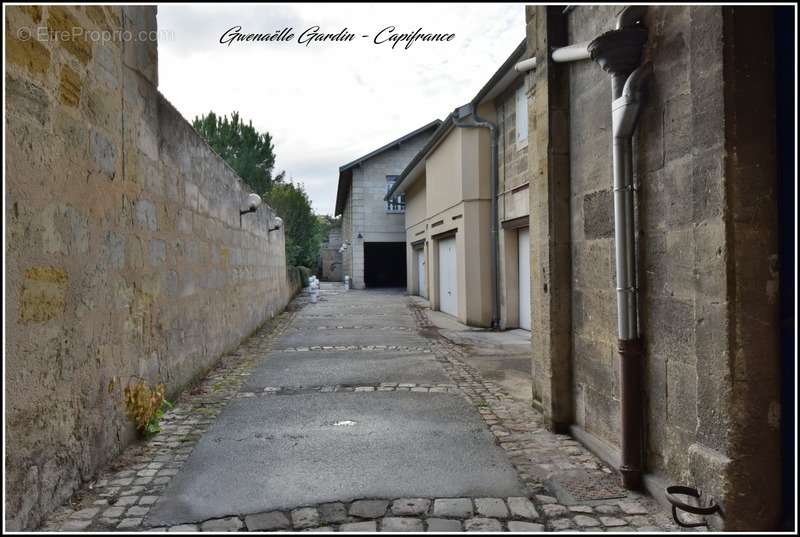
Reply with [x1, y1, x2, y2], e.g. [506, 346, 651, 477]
[496, 76, 532, 329]
[565, 1, 731, 484]
[319, 224, 343, 281]
[5, 5, 294, 530]
[530, 4, 781, 529]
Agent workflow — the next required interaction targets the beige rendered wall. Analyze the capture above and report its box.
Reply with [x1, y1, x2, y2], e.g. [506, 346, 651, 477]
[406, 127, 492, 327]
[425, 128, 464, 216]
[405, 176, 428, 228]
[5, 5, 295, 529]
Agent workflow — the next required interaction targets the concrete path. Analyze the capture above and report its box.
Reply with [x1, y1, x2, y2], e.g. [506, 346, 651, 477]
[147, 287, 526, 526]
[42, 285, 686, 532]
[414, 296, 534, 403]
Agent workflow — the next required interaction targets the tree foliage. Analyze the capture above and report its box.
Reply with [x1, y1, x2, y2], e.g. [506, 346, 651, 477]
[193, 110, 327, 270]
[192, 111, 276, 194]
[264, 181, 323, 268]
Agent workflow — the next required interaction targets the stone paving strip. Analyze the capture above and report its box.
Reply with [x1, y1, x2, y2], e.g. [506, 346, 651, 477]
[275, 345, 431, 353]
[237, 382, 462, 397]
[146, 495, 685, 533]
[39, 306, 299, 532]
[284, 325, 415, 331]
[147, 496, 547, 532]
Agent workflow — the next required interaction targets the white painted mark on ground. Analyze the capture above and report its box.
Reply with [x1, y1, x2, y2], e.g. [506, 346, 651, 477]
[333, 420, 357, 427]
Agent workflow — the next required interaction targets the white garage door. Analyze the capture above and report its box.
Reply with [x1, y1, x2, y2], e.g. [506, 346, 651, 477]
[416, 248, 427, 299]
[438, 237, 458, 317]
[518, 228, 531, 330]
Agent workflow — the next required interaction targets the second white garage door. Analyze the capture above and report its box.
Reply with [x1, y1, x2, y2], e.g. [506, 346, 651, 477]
[518, 228, 531, 330]
[438, 237, 458, 317]
[416, 248, 427, 299]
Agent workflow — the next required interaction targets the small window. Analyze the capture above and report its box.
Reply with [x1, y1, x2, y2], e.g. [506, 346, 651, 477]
[515, 84, 528, 148]
[386, 175, 405, 213]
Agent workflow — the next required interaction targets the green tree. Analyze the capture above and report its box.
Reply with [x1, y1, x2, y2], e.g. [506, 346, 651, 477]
[192, 111, 276, 194]
[264, 181, 322, 268]
[193, 110, 324, 269]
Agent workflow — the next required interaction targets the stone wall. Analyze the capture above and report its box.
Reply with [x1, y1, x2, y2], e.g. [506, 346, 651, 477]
[566, 0, 722, 486]
[496, 74, 532, 330]
[319, 224, 343, 281]
[5, 6, 294, 529]
[527, 5, 781, 530]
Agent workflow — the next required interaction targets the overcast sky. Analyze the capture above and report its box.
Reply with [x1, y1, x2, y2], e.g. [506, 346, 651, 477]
[157, 3, 526, 215]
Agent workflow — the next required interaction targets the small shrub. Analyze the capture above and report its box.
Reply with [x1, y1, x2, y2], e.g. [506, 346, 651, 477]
[122, 379, 173, 437]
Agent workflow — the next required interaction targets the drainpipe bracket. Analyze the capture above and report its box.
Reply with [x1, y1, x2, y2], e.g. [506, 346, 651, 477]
[617, 337, 643, 357]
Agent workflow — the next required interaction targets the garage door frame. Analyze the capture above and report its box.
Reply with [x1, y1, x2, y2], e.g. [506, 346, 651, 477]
[437, 236, 458, 317]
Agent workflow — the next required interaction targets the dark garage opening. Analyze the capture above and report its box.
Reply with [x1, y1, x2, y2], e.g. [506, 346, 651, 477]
[364, 242, 406, 288]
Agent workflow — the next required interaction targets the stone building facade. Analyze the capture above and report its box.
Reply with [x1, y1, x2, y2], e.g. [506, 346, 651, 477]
[494, 50, 533, 331]
[336, 121, 440, 289]
[5, 6, 296, 530]
[524, 5, 788, 530]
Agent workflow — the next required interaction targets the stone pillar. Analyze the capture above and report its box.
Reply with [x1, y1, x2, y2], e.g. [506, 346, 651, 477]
[689, 6, 782, 530]
[527, 6, 574, 431]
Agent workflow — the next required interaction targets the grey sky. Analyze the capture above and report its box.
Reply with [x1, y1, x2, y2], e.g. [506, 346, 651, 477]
[157, 3, 526, 215]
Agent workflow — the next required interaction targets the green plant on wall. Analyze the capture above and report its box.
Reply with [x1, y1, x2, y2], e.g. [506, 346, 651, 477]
[109, 377, 173, 437]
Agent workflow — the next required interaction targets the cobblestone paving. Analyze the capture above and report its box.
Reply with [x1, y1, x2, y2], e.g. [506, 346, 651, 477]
[40, 289, 703, 532]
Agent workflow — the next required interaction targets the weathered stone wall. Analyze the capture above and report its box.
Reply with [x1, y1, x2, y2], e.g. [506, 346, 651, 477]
[496, 75, 532, 330]
[527, 5, 574, 430]
[5, 5, 294, 529]
[566, 0, 725, 483]
[498, 83, 530, 217]
[538, 4, 781, 529]
[319, 224, 343, 281]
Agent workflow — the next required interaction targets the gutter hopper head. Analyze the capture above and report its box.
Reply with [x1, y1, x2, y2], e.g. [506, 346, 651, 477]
[588, 27, 648, 76]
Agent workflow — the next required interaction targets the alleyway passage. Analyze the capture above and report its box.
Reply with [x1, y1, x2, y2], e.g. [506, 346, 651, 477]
[43, 286, 690, 532]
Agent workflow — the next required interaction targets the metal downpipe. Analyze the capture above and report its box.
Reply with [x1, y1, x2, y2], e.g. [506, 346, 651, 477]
[545, 5, 652, 488]
[586, 5, 651, 489]
[611, 63, 651, 490]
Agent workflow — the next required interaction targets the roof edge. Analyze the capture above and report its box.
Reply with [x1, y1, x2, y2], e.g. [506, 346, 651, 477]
[339, 119, 442, 173]
[385, 39, 528, 202]
[470, 38, 528, 108]
[385, 113, 457, 201]
[335, 119, 441, 215]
